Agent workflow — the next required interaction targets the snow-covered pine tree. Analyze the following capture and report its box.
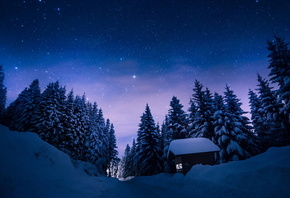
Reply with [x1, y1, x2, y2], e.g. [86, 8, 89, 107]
[134, 104, 163, 176]
[32, 81, 67, 149]
[167, 96, 188, 139]
[69, 94, 90, 161]
[267, 36, 290, 142]
[213, 93, 224, 112]
[134, 111, 146, 175]
[5, 79, 41, 132]
[17, 79, 41, 132]
[61, 90, 79, 158]
[95, 108, 108, 173]
[213, 91, 250, 163]
[161, 116, 176, 174]
[214, 85, 260, 163]
[248, 89, 264, 137]
[121, 138, 137, 177]
[161, 116, 170, 146]
[212, 92, 224, 144]
[256, 74, 287, 148]
[0, 65, 6, 123]
[86, 102, 101, 163]
[161, 96, 188, 173]
[103, 119, 111, 171]
[4, 87, 29, 130]
[188, 80, 214, 140]
[128, 138, 137, 176]
[106, 121, 119, 177]
[187, 98, 197, 137]
[86, 107, 108, 175]
[120, 144, 131, 178]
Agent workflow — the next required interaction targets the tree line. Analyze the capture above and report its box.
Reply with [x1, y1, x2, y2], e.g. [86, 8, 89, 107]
[119, 36, 290, 178]
[0, 37, 289, 178]
[0, 76, 119, 176]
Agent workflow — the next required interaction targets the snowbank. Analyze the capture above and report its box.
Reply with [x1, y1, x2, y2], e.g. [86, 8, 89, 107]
[184, 146, 290, 197]
[0, 125, 118, 198]
[0, 124, 289, 198]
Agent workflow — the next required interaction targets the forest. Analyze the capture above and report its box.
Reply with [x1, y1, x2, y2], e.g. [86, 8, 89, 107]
[0, 37, 289, 178]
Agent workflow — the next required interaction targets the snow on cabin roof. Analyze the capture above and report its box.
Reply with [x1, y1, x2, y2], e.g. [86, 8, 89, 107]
[168, 138, 220, 156]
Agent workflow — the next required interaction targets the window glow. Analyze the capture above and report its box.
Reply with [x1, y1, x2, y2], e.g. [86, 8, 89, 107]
[176, 163, 183, 170]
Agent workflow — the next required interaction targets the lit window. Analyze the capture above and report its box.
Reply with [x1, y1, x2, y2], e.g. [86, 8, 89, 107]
[176, 163, 183, 170]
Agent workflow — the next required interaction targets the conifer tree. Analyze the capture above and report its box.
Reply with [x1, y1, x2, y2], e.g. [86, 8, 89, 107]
[213, 93, 224, 112]
[187, 98, 197, 136]
[248, 89, 264, 137]
[0, 65, 6, 123]
[167, 96, 188, 139]
[86, 102, 100, 163]
[103, 119, 111, 169]
[107, 122, 119, 177]
[134, 104, 163, 176]
[96, 108, 108, 173]
[161, 116, 170, 146]
[129, 138, 137, 176]
[189, 80, 214, 139]
[212, 92, 224, 144]
[5, 80, 41, 132]
[256, 74, 287, 148]
[71, 94, 90, 161]
[161, 116, 176, 174]
[121, 144, 131, 178]
[121, 138, 137, 177]
[18, 79, 41, 132]
[32, 81, 67, 148]
[162, 96, 188, 173]
[214, 85, 259, 163]
[4, 87, 29, 130]
[62, 90, 79, 157]
[267, 36, 290, 142]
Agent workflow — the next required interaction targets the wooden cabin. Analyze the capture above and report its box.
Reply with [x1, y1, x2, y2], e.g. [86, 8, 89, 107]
[167, 138, 220, 175]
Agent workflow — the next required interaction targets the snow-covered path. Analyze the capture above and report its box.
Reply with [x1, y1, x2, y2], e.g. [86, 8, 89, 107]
[99, 175, 188, 198]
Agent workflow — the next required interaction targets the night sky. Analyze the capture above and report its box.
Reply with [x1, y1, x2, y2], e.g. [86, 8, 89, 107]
[1, 0, 290, 154]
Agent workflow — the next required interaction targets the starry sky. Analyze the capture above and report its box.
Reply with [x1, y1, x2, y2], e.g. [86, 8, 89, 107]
[1, 0, 290, 155]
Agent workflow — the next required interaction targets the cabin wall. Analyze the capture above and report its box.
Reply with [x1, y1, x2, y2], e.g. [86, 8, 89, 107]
[174, 151, 217, 174]
[181, 152, 216, 166]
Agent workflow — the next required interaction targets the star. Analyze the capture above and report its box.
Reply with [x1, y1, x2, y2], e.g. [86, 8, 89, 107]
[133, 75, 136, 79]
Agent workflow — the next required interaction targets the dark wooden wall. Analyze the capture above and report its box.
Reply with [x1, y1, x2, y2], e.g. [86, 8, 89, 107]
[174, 151, 217, 174]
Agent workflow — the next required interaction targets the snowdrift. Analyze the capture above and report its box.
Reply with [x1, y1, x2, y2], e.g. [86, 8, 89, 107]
[0, 124, 289, 198]
[0, 125, 118, 198]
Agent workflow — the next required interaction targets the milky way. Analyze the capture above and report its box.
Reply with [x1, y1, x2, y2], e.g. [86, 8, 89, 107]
[1, 0, 290, 154]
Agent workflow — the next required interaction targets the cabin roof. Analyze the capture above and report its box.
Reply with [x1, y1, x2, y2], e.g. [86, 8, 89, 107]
[168, 138, 220, 157]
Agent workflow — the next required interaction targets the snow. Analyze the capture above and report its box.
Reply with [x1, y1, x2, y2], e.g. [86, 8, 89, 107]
[168, 138, 220, 156]
[1, 124, 290, 197]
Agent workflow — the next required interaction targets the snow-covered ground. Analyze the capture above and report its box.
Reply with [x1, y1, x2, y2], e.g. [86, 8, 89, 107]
[0, 125, 289, 198]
